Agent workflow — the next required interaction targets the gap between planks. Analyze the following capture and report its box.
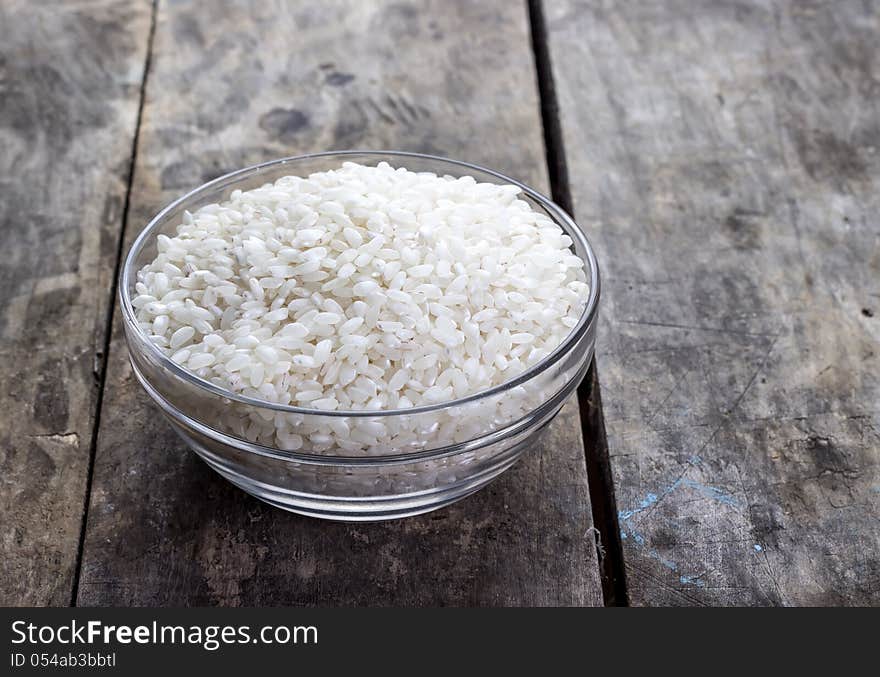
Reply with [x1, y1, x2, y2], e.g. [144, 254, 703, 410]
[526, 0, 629, 606]
[69, 0, 160, 608]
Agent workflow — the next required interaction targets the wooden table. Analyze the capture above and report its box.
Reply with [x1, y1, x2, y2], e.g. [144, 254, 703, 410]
[2, 0, 877, 607]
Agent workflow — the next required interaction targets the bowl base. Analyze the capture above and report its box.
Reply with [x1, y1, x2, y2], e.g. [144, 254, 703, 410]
[201, 454, 519, 522]
[249, 487, 483, 521]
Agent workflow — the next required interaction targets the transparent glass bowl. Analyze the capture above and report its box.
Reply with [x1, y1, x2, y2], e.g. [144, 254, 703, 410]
[120, 151, 601, 520]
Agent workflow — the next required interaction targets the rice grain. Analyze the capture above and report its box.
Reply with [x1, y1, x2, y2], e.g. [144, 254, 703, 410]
[135, 162, 589, 453]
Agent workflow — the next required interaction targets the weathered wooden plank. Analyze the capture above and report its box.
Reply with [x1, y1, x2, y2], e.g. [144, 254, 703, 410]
[0, 0, 152, 606]
[77, 0, 602, 606]
[546, 0, 880, 605]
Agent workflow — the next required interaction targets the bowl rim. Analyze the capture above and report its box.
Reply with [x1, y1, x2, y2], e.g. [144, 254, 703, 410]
[120, 150, 601, 419]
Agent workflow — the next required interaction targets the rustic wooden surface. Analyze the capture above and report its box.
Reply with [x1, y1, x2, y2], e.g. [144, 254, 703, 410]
[0, 0, 152, 605]
[74, 0, 603, 606]
[546, 0, 880, 605]
[7, 0, 878, 608]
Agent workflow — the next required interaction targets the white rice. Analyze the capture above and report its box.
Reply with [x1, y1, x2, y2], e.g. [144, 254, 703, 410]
[134, 161, 589, 452]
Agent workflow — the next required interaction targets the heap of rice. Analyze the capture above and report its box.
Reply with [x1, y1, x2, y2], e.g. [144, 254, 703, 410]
[133, 162, 588, 452]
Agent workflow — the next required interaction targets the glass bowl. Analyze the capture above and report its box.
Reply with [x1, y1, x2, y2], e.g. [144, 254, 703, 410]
[120, 151, 601, 520]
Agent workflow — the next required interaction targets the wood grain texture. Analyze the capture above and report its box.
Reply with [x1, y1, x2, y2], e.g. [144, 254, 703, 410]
[76, 0, 602, 606]
[546, 0, 880, 605]
[0, 0, 152, 605]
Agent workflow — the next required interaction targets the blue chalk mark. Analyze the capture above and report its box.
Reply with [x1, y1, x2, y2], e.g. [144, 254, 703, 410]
[754, 544, 763, 552]
[619, 492, 660, 521]
[618, 477, 740, 527]
[619, 522, 676, 571]
[679, 478, 741, 507]
[651, 550, 677, 571]
[679, 574, 705, 587]
[618, 481, 682, 522]
[617, 475, 742, 579]
[621, 525, 646, 546]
